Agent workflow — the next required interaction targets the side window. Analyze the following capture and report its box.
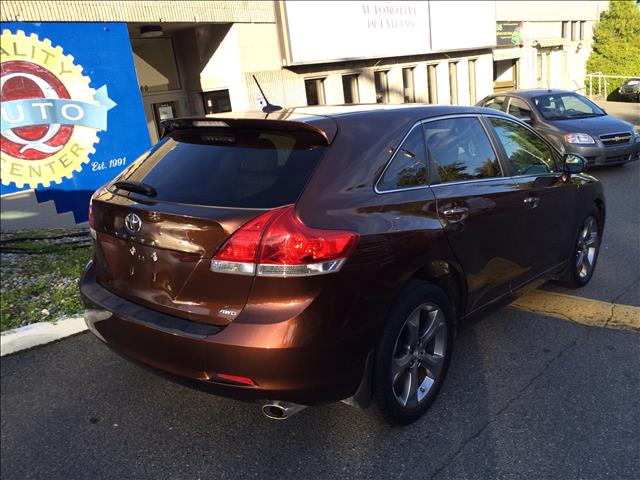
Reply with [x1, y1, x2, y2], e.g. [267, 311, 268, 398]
[489, 118, 557, 175]
[377, 126, 427, 191]
[424, 117, 502, 184]
[507, 98, 532, 119]
[483, 96, 506, 111]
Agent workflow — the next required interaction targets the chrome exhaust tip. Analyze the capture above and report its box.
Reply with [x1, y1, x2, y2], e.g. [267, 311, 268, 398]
[261, 401, 307, 420]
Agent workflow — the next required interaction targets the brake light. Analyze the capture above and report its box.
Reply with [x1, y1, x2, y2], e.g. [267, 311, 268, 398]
[211, 206, 358, 277]
[211, 208, 286, 275]
[88, 184, 109, 231]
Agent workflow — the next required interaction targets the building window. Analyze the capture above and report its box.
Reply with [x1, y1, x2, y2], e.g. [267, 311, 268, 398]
[375, 70, 389, 104]
[131, 37, 181, 94]
[536, 52, 551, 88]
[537, 52, 543, 87]
[305, 78, 326, 106]
[579, 21, 586, 41]
[342, 74, 359, 104]
[468, 59, 477, 105]
[427, 64, 438, 104]
[203, 90, 231, 114]
[152, 101, 178, 136]
[571, 21, 577, 41]
[402, 67, 415, 103]
[562, 21, 569, 39]
[449, 62, 458, 105]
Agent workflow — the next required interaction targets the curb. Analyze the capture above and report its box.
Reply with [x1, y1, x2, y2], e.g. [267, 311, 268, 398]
[0, 317, 87, 357]
[512, 290, 640, 331]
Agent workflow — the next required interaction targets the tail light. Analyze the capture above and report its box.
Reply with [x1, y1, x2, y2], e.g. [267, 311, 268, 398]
[88, 184, 109, 232]
[211, 206, 358, 277]
[88, 198, 95, 229]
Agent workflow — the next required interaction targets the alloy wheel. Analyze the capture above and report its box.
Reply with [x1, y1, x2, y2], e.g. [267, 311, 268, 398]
[575, 215, 599, 279]
[391, 303, 448, 408]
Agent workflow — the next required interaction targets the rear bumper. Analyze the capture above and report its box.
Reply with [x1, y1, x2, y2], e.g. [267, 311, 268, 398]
[567, 139, 640, 166]
[80, 265, 367, 405]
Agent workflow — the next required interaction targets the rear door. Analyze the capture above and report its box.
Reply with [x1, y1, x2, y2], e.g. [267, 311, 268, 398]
[425, 116, 529, 313]
[90, 126, 327, 326]
[485, 115, 577, 286]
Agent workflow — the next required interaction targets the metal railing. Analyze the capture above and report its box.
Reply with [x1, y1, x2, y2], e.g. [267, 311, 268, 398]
[586, 72, 638, 99]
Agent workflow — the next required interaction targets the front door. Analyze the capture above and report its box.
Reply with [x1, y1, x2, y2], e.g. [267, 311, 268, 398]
[493, 59, 518, 92]
[425, 116, 528, 313]
[485, 116, 577, 287]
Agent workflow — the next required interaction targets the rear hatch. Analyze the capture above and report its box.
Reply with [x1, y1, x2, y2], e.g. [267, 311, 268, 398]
[90, 122, 329, 326]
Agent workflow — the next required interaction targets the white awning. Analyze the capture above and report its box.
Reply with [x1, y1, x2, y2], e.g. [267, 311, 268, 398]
[535, 38, 568, 48]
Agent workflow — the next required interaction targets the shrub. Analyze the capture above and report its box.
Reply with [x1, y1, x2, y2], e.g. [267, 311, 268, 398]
[586, 0, 640, 100]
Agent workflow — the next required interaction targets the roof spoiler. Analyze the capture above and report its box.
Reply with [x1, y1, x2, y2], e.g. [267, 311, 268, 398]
[160, 117, 336, 144]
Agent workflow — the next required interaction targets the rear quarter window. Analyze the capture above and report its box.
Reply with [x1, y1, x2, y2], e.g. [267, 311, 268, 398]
[114, 129, 326, 208]
[377, 126, 427, 191]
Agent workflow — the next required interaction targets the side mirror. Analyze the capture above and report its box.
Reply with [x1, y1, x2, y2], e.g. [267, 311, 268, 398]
[520, 114, 533, 125]
[563, 154, 587, 174]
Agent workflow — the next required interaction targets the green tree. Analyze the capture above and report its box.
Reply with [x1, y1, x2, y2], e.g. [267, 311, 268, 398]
[586, 0, 640, 99]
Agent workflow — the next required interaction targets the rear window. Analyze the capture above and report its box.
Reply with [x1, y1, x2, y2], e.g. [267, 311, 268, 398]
[115, 129, 326, 208]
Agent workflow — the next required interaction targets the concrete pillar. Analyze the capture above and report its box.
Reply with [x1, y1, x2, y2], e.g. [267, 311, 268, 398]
[475, 54, 493, 100]
[387, 67, 403, 103]
[457, 59, 470, 106]
[436, 61, 450, 105]
[324, 74, 343, 104]
[413, 63, 428, 104]
[359, 69, 377, 103]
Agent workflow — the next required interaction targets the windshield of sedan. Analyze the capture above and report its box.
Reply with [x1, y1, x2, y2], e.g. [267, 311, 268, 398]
[533, 93, 605, 120]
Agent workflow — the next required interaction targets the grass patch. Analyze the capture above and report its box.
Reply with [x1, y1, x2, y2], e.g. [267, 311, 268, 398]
[1, 230, 92, 332]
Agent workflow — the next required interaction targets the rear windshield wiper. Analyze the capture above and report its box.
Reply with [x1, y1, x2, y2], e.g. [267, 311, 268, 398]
[113, 180, 157, 197]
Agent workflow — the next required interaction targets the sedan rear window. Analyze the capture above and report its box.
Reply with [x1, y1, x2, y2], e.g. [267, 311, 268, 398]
[114, 129, 326, 208]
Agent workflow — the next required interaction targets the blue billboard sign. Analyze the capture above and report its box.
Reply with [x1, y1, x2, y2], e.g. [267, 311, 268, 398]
[0, 22, 151, 225]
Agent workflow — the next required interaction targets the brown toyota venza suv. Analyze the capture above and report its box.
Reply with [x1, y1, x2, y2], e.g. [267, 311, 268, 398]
[81, 105, 605, 425]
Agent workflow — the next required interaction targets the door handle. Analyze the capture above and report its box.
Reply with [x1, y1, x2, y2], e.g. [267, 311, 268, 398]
[523, 196, 540, 208]
[441, 206, 469, 217]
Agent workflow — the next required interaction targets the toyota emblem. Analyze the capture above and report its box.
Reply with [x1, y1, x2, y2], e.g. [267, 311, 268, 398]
[124, 213, 142, 234]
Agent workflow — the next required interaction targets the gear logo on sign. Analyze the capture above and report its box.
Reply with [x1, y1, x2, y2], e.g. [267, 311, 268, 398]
[0, 30, 116, 188]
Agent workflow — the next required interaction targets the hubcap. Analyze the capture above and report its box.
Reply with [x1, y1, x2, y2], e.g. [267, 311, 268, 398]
[391, 303, 447, 408]
[575, 216, 599, 279]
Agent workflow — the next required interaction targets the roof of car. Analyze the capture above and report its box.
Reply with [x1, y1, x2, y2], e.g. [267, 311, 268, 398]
[493, 89, 575, 98]
[169, 104, 511, 145]
[208, 103, 497, 119]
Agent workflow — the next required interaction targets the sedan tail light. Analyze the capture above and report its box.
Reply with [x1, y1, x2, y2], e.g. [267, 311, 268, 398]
[211, 206, 358, 277]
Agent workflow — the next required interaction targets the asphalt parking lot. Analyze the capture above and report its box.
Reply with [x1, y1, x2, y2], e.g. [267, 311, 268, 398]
[2, 157, 639, 479]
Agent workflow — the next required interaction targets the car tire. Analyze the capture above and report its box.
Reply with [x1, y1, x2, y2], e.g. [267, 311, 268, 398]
[562, 209, 602, 288]
[372, 280, 454, 425]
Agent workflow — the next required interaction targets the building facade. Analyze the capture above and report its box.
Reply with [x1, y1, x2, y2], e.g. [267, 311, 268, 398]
[493, 1, 607, 93]
[0, 0, 607, 230]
